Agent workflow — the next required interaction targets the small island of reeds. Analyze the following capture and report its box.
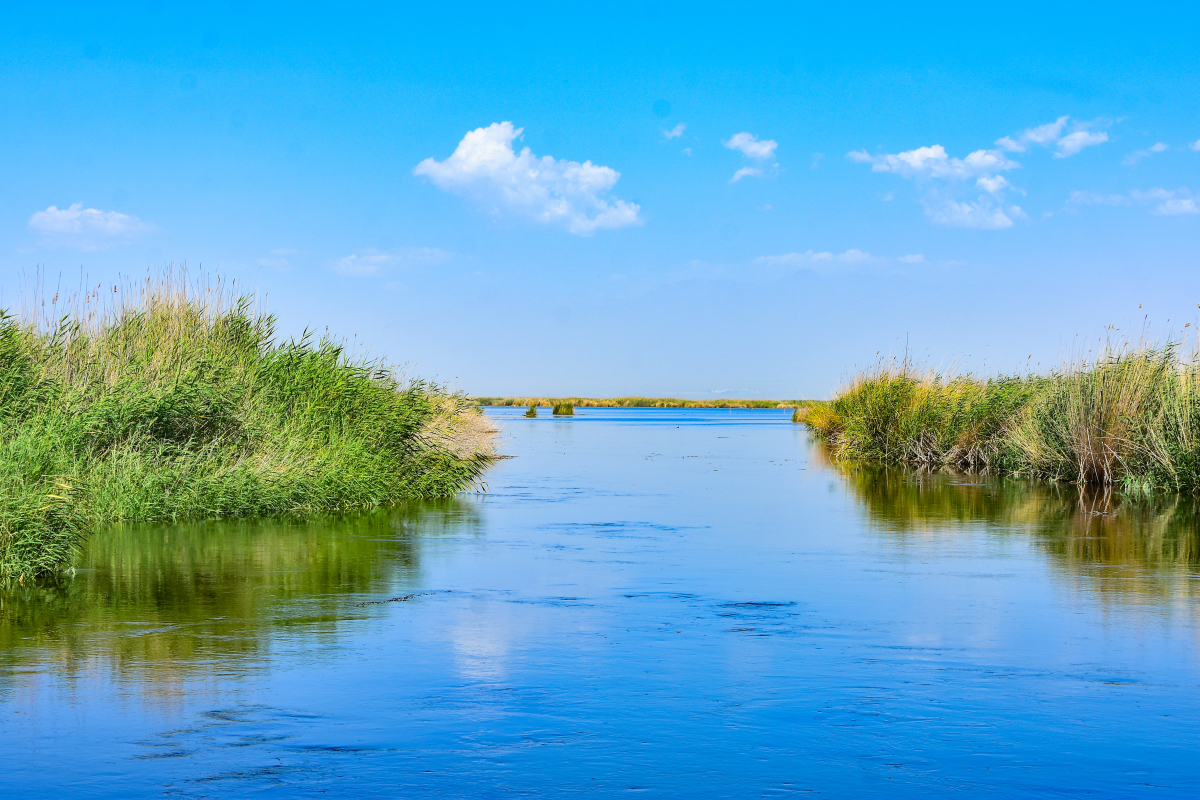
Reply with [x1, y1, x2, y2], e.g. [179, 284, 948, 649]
[0, 273, 496, 582]
[803, 341, 1200, 492]
[478, 397, 806, 409]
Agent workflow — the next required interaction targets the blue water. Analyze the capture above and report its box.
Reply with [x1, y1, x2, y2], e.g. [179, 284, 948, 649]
[2, 407, 1198, 797]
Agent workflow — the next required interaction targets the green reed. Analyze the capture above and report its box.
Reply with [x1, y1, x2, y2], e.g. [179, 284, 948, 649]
[806, 342, 1200, 491]
[0, 272, 496, 582]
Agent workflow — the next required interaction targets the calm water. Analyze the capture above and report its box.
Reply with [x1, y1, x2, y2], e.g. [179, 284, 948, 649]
[3, 407, 1199, 798]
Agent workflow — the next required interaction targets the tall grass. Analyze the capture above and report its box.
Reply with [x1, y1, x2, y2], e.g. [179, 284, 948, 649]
[807, 342, 1200, 491]
[552, 402, 574, 415]
[0, 272, 496, 582]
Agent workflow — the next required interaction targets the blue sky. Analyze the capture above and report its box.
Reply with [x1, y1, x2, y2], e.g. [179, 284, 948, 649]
[3, 2, 1199, 398]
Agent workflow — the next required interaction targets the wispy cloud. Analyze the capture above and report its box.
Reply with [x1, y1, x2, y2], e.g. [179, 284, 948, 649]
[1123, 142, 1169, 166]
[995, 116, 1111, 158]
[332, 247, 453, 276]
[1067, 187, 1198, 215]
[994, 116, 1069, 152]
[28, 203, 153, 250]
[849, 145, 1018, 180]
[1053, 130, 1108, 158]
[847, 116, 1109, 229]
[413, 121, 641, 235]
[662, 123, 686, 140]
[1190, 139, 1200, 152]
[730, 167, 763, 183]
[723, 132, 777, 161]
[1132, 188, 1199, 215]
[847, 144, 1023, 229]
[257, 247, 299, 270]
[723, 132, 779, 182]
[746, 249, 940, 279]
[754, 249, 879, 268]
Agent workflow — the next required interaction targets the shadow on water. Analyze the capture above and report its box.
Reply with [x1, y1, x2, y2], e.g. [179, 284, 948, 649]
[814, 442, 1200, 606]
[0, 498, 482, 686]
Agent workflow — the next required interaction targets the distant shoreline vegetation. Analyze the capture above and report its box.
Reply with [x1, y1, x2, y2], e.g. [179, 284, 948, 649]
[802, 342, 1200, 492]
[0, 272, 496, 583]
[476, 397, 811, 409]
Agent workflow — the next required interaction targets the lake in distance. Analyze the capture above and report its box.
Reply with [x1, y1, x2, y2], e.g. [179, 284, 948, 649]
[2, 407, 1198, 798]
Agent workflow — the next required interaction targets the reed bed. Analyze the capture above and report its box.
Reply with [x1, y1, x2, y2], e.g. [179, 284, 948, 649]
[0, 272, 496, 582]
[806, 342, 1200, 491]
[552, 402, 574, 416]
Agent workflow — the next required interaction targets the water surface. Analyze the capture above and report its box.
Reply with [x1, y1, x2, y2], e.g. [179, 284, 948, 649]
[2, 408, 1199, 797]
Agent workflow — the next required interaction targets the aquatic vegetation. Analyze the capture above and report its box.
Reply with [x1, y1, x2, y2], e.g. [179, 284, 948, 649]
[525, 404, 538, 418]
[0, 272, 496, 582]
[829, 458, 1200, 604]
[0, 500, 479, 680]
[552, 402, 574, 415]
[808, 342, 1200, 490]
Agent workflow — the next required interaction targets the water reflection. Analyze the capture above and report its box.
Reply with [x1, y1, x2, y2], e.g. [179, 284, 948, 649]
[0, 499, 481, 687]
[829, 449, 1200, 605]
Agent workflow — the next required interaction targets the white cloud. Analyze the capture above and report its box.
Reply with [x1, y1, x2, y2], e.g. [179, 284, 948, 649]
[850, 116, 1115, 229]
[1067, 190, 1128, 207]
[1055, 129, 1108, 158]
[995, 116, 1069, 152]
[848, 145, 1018, 180]
[1124, 142, 1170, 166]
[730, 167, 763, 183]
[332, 247, 453, 276]
[755, 249, 878, 268]
[723, 132, 777, 161]
[847, 144, 1023, 229]
[1190, 139, 1200, 152]
[898, 254, 925, 263]
[1132, 188, 1199, 215]
[976, 175, 1012, 194]
[994, 116, 1111, 158]
[1069, 187, 1199, 215]
[1158, 197, 1199, 215]
[662, 123, 686, 140]
[931, 197, 1024, 229]
[28, 203, 153, 250]
[413, 121, 641, 236]
[723, 132, 779, 183]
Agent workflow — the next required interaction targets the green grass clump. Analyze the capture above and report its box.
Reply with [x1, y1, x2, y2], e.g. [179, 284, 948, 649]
[524, 404, 537, 418]
[552, 402, 574, 415]
[807, 343, 1200, 491]
[0, 274, 497, 582]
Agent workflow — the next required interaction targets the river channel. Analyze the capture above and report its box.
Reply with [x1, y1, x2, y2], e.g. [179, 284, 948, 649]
[2, 407, 1199, 797]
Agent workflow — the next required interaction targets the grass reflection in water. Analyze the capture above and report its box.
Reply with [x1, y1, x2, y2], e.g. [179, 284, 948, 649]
[0, 498, 481, 688]
[825, 445, 1200, 606]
